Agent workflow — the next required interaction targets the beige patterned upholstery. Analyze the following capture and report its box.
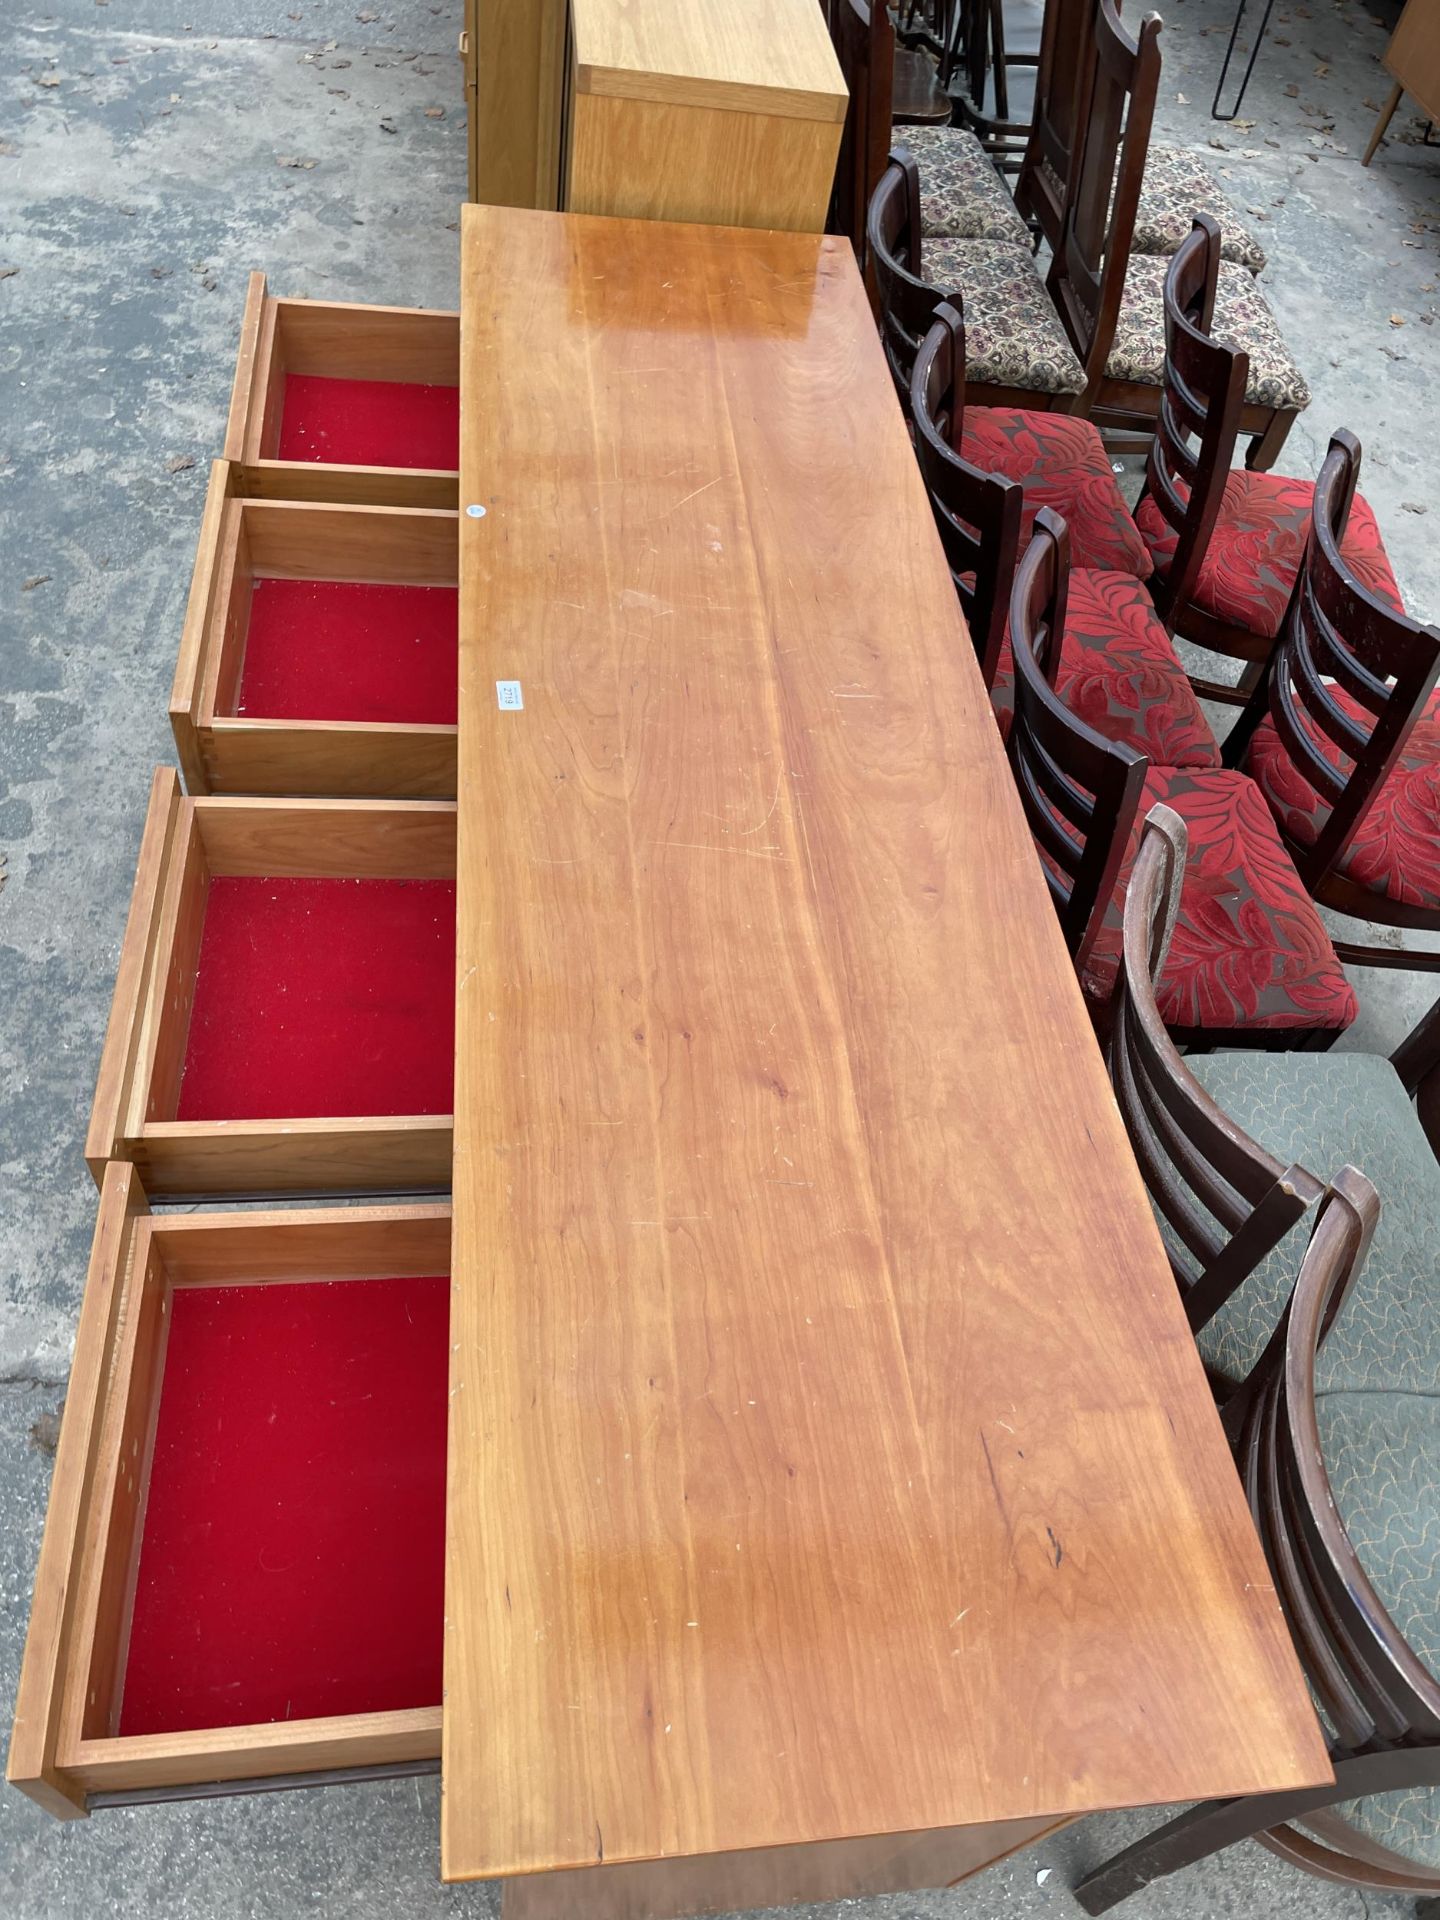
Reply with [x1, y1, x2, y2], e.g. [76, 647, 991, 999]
[900, 126, 1033, 248]
[1107, 254, 1311, 411]
[1133, 146, 1269, 274]
[922, 237, 1086, 396]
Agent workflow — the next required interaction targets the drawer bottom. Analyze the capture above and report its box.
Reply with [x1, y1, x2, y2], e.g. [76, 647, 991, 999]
[9, 1177, 452, 1814]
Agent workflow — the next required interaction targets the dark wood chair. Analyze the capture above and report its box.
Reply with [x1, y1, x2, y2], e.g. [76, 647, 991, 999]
[1012, 0, 1094, 249]
[1075, 1140, 1440, 1910]
[949, 0, 1045, 175]
[830, 0, 896, 258]
[919, 1, 1294, 438]
[1046, 0, 1305, 468]
[913, 308, 1221, 760]
[1132, 215, 1248, 692]
[910, 301, 1023, 690]
[1009, 0, 1268, 270]
[867, 150, 957, 408]
[1224, 430, 1440, 976]
[871, 152, 1155, 582]
[829, 0, 961, 260]
[1135, 226, 1405, 705]
[1112, 806, 1440, 1435]
[1107, 803, 1323, 1423]
[1007, 508, 1356, 1047]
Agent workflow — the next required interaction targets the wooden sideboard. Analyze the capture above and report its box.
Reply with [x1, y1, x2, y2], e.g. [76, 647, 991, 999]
[446, 200, 1330, 1913]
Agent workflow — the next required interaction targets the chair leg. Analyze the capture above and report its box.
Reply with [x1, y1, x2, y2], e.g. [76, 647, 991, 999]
[988, 0, 1009, 119]
[1245, 408, 1297, 472]
[1363, 80, 1404, 166]
[1073, 1792, 1321, 1915]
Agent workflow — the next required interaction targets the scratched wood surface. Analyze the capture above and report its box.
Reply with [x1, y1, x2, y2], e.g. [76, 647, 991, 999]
[445, 203, 1330, 1884]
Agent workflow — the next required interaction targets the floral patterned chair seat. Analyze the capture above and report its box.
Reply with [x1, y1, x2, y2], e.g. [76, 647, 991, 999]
[1107, 253, 1311, 412]
[1135, 468, 1404, 642]
[901, 125, 1034, 248]
[922, 236, 1086, 396]
[1131, 146, 1269, 275]
[960, 408, 1152, 578]
[989, 569, 1220, 767]
[1243, 685, 1440, 915]
[1077, 767, 1358, 1037]
[1182, 1048, 1440, 1392]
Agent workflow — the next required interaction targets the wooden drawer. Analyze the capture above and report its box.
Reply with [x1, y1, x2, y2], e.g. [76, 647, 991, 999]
[225, 273, 460, 509]
[87, 770, 456, 1199]
[8, 1165, 449, 1815]
[171, 462, 458, 798]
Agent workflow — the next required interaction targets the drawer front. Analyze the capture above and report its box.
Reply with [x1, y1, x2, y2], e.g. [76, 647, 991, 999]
[224, 274, 461, 509]
[171, 463, 459, 799]
[8, 1168, 450, 1813]
[87, 775, 457, 1199]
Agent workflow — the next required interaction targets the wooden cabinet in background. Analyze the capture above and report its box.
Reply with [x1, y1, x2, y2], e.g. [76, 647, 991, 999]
[468, 0, 568, 210]
[564, 0, 847, 230]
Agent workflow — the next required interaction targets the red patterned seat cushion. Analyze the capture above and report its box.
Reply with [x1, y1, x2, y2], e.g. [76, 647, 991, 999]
[1134, 471, 1403, 641]
[1244, 685, 1440, 913]
[962, 407, 1153, 581]
[994, 570, 1220, 768]
[1078, 768, 1357, 1034]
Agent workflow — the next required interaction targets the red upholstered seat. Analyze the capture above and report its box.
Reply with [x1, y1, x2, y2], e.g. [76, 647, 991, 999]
[1079, 767, 1358, 1034]
[1134, 470, 1404, 641]
[961, 407, 1153, 581]
[1245, 685, 1440, 913]
[992, 570, 1220, 768]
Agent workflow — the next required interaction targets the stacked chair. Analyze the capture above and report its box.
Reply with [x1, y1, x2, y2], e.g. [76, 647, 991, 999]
[1223, 433, 1440, 974]
[1069, 808, 1440, 1909]
[850, 0, 1309, 467]
[1004, 507, 1356, 1046]
[874, 77, 1440, 1886]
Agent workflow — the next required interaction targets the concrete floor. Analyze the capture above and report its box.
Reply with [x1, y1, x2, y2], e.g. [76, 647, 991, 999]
[0, 0, 1436, 1915]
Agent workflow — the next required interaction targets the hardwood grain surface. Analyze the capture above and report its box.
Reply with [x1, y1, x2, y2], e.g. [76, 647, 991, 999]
[446, 202, 1330, 1885]
[570, 0, 847, 121]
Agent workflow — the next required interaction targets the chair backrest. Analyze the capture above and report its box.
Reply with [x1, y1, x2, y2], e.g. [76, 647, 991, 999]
[868, 150, 959, 411]
[1141, 217, 1249, 633]
[911, 303, 1025, 689]
[1252, 1162, 1440, 1748]
[1013, 0, 1099, 251]
[1049, 0, 1163, 393]
[831, 0, 895, 258]
[1007, 506, 1148, 970]
[1113, 806, 1325, 1366]
[1233, 430, 1440, 892]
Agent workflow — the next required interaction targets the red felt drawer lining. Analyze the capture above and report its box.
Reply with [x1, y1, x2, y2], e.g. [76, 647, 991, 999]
[277, 374, 459, 471]
[175, 877, 456, 1122]
[118, 1274, 448, 1736]
[233, 579, 459, 726]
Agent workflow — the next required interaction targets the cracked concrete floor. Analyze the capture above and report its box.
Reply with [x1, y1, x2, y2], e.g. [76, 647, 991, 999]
[1, 0, 1437, 1915]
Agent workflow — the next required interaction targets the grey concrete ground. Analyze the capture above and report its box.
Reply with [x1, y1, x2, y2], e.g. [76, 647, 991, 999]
[0, 0, 1437, 1916]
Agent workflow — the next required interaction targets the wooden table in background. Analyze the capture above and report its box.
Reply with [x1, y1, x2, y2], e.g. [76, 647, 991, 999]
[1364, 0, 1440, 163]
[447, 202, 1331, 1916]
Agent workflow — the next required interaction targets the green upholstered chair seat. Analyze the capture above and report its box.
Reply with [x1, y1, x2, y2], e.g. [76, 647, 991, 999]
[1306, 1387, 1440, 1866]
[1182, 1052, 1440, 1393]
